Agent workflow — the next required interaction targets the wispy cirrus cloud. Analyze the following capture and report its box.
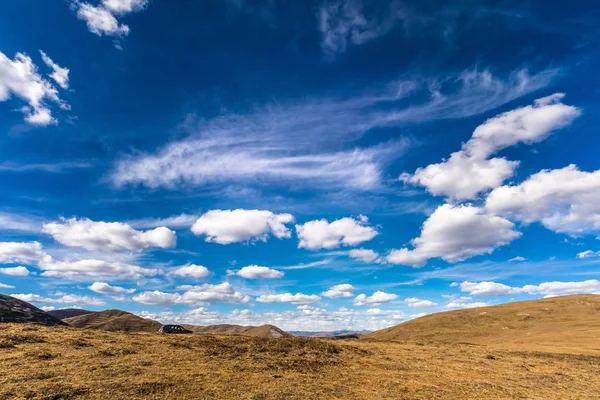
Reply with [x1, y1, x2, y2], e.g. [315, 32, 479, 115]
[109, 67, 554, 192]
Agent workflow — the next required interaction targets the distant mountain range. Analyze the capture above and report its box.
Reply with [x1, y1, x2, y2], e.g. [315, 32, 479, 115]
[290, 329, 371, 337]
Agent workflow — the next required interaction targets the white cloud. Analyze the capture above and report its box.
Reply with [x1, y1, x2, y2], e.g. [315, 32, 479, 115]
[0, 51, 68, 125]
[522, 280, 600, 297]
[40, 306, 55, 311]
[109, 67, 551, 193]
[402, 94, 581, 200]
[0, 266, 30, 277]
[459, 281, 516, 296]
[296, 215, 378, 250]
[509, 256, 526, 262]
[191, 209, 294, 245]
[444, 297, 488, 310]
[386, 204, 521, 267]
[74, 2, 130, 37]
[0, 241, 51, 264]
[39, 51, 69, 89]
[134, 283, 252, 306]
[577, 250, 600, 259]
[348, 248, 379, 262]
[88, 281, 135, 295]
[38, 259, 158, 281]
[318, 0, 407, 55]
[458, 279, 600, 297]
[43, 217, 176, 252]
[132, 290, 180, 305]
[102, 0, 148, 14]
[12, 293, 105, 306]
[170, 264, 210, 279]
[0, 212, 43, 233]
[486, 165, 600, 236]
[256, 293, 321, 305]
[353, 291, 398, 306]
[404, 297, 437, 308]
[321, 284, 356, 298]
[234, 265, 284, 279]
[0, 282, 15, 289]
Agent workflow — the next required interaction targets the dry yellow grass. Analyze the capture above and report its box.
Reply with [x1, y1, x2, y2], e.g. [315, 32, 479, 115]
[1, 321, 599, 399]
[365, 294, 600, 355]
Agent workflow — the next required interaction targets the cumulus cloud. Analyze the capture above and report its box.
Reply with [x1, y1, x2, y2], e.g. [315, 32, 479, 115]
[133, 283, 251, 306]
[233, 265, 284, 279]
[459, 279, 600, 297]
[38, 259, 158, 281]
[12, 293, 105, 306]
[444, 297, 488, 310]
[39, 51, 69, 89]
[256, 293, 321, 305]
[88, 281, 135, 295]
[353, 291, 398, 306]
[0, 266, 30, 277]
[296, 215, 378, 250]
[386, 204, 521, 267]
[0, 51, 69, 125]
[191, 209, 294, 245]
[486, 165, 600, 237]
[577, 250, 600, 259]
[131, 290, 180, 306]
[170, 264, 210, 279]
[321, 284, 356, 298]
[43, 217, 176, 252]
[0, 242, 50, 264]
[348, 248, 379, 263]
[402, 94, 581, 200]
[101, 0, 148, 14]
[404, 297, 437, 308]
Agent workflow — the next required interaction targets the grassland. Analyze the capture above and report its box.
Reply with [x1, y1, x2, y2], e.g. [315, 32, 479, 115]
[366, 295, 600, 355]
[1, 322, 599, 399]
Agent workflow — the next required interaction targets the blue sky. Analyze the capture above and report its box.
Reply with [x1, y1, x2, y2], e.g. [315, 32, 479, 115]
[0, 0, 599, 331]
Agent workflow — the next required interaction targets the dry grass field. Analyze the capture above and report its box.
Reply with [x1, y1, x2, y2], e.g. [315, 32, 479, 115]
[1, 321, 599, 400]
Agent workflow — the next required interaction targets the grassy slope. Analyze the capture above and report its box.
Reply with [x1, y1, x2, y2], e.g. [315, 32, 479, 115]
[1, 323, 599, 399]
[365, 294, 600, 354]
[63, 310, 162, 333]
[182, 324, 288, 338]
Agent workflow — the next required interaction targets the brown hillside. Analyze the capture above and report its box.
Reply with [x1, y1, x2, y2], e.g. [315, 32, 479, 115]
[182, 323, 288, 338]
[0, 294, 66, 326]
[47, 308, 92, 320]
[64, 310, 161, 332]
[365, 294, 600, 354]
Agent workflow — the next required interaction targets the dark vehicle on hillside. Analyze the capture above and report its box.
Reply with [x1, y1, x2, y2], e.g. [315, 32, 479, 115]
[158, 324, 192, 334]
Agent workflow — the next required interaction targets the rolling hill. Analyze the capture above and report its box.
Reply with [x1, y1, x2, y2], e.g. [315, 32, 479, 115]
[47, 308, 92, 320]
[181, 323, 288, 338]
[63, 310, 162, 332]
[0, 294, 66, 326]
[365, 294, 600, 353]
